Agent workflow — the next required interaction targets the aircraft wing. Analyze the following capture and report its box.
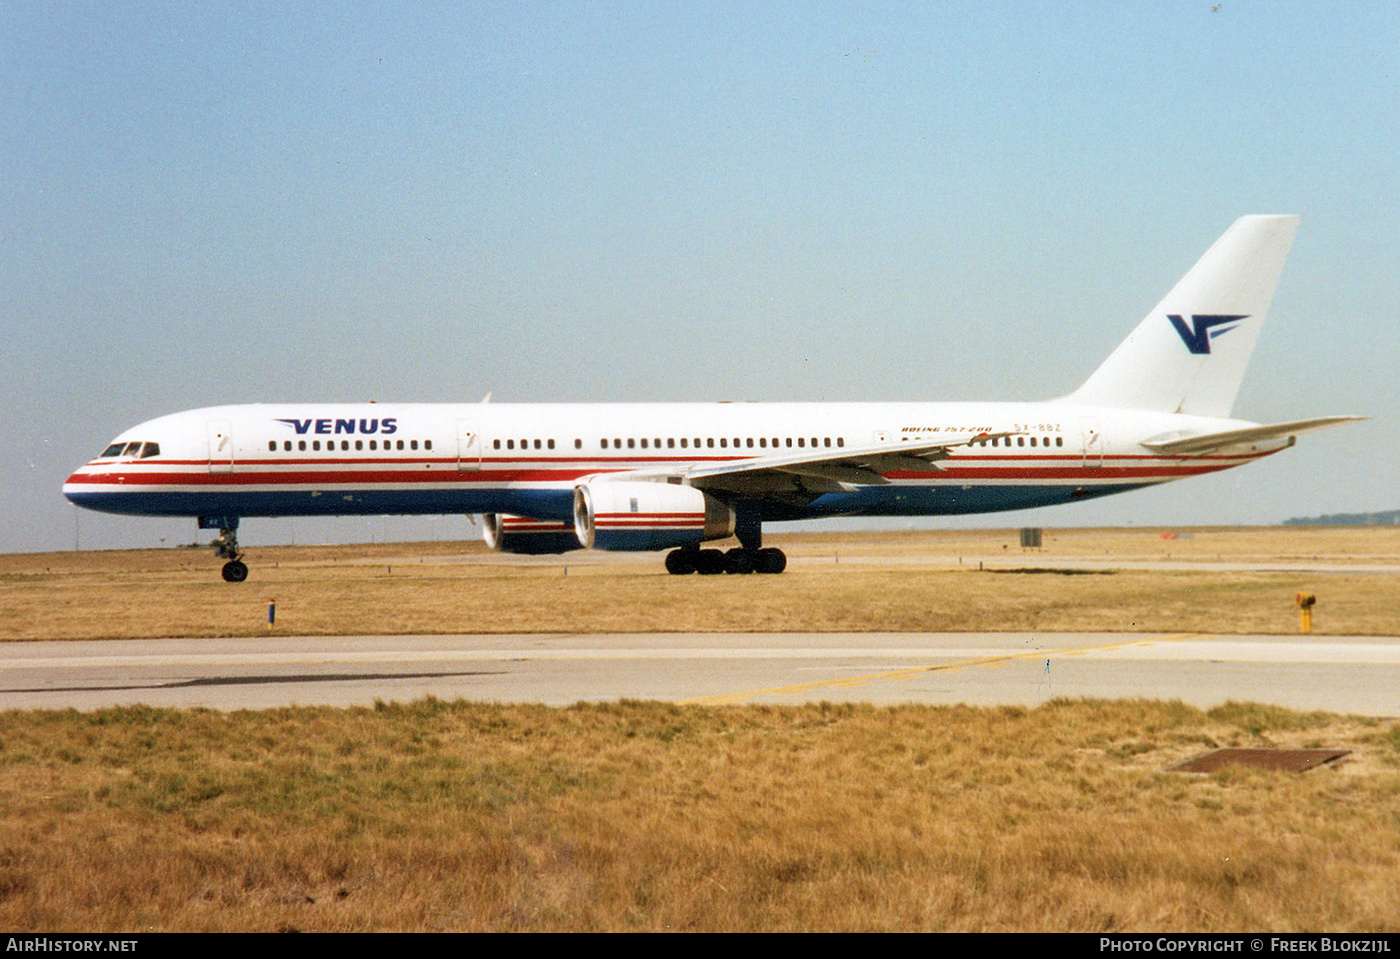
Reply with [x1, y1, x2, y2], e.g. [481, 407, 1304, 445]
[607, 431, 1020, 496]
[1140, 416, 1365, 456]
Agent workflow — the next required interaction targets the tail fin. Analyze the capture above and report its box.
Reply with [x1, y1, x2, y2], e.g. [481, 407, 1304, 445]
[1065, 215, 1300, 418]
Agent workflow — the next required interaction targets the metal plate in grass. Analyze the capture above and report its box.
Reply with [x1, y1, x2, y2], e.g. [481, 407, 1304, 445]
[1171, 748, 1351, 773]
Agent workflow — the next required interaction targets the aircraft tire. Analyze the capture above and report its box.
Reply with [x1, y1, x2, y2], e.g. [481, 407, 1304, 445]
[724, 548, 756, 574]
[665, 549, 697, 575]
[221, 560, 249, 583]
[755, 548, 787, 574]
[695, 549, 727, 575]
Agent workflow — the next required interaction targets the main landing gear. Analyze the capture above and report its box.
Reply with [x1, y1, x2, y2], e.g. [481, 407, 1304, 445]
[664, 545, 787, 575]
[664, 511, 786, 574]
[214, 526, 248, 583]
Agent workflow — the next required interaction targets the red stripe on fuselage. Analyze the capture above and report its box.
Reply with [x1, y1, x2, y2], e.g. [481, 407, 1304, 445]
[66, 447, 1278, 490]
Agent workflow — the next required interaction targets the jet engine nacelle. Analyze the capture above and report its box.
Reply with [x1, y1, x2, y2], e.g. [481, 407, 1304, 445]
[482, 513, 585, 555]
[573, 481, 735, 551]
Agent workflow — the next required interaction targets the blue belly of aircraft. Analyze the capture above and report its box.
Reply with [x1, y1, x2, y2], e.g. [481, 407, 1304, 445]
[67, 482, 1148, 524]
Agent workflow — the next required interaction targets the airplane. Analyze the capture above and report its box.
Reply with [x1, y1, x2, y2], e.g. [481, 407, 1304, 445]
[64, 215, 1362, 581]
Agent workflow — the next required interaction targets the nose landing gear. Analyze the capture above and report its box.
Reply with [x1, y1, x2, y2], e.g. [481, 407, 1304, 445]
[216, 527, 247, 582]
[199, 517, 248, 582]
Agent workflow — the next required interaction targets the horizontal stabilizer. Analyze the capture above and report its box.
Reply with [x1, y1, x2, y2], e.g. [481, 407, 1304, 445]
[1141, 417, 1365, 456]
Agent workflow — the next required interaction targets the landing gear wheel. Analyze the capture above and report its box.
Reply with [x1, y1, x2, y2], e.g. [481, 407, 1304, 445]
[755, 547, 787, 574]
[221, 560, 249, 583]
[665, 548, 698, 575]
[724, 548, 756, 575]
[695, 549, 727, 575]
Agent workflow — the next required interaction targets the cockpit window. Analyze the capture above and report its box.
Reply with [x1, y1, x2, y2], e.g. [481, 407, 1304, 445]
[99, 440, 159, 458]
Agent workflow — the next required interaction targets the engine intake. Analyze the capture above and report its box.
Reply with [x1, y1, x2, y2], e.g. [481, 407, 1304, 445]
[573, 481, 735, 551]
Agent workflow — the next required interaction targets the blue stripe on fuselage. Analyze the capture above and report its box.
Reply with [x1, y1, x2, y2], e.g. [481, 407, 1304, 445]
[64, 488, 578, 521]
[762, 482, 1147, 520]
[66, 482, 1149, 523]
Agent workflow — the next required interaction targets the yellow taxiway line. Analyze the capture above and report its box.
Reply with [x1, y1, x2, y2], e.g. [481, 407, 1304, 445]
[677, 633, 1207, 705]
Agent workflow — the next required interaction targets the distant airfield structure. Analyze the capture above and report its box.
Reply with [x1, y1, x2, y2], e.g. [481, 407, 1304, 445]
[1283, 509, 1400, 527]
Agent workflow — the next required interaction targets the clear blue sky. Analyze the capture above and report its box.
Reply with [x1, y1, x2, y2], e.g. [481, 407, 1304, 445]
[3, 1, 1396, 552]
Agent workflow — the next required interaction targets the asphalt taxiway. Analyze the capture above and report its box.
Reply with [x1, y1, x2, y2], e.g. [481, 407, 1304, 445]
[2, 631, 1397, 716]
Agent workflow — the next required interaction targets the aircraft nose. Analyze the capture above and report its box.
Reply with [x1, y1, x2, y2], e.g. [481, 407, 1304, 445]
[62, 465, 93, 503]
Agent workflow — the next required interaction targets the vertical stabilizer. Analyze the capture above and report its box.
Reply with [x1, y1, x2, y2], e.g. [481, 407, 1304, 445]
[1065, 215, 1300, 417]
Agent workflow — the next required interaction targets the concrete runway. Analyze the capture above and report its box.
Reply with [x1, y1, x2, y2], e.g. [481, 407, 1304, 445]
[2, 631, 1398, 716]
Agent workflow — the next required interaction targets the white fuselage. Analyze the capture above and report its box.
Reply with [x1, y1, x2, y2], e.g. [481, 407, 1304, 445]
[63, 217, 1353, 566]
[63, 399, 1283, 526]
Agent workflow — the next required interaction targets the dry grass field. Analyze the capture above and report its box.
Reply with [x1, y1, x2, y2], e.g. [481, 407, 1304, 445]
[2, 526, 1398, 640]
[3, 528, 1399, 932]
[0, 698, 1398, 932]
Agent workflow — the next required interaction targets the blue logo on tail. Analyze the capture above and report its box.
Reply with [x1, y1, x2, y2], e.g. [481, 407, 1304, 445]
[1167, 314, 1248, 354]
